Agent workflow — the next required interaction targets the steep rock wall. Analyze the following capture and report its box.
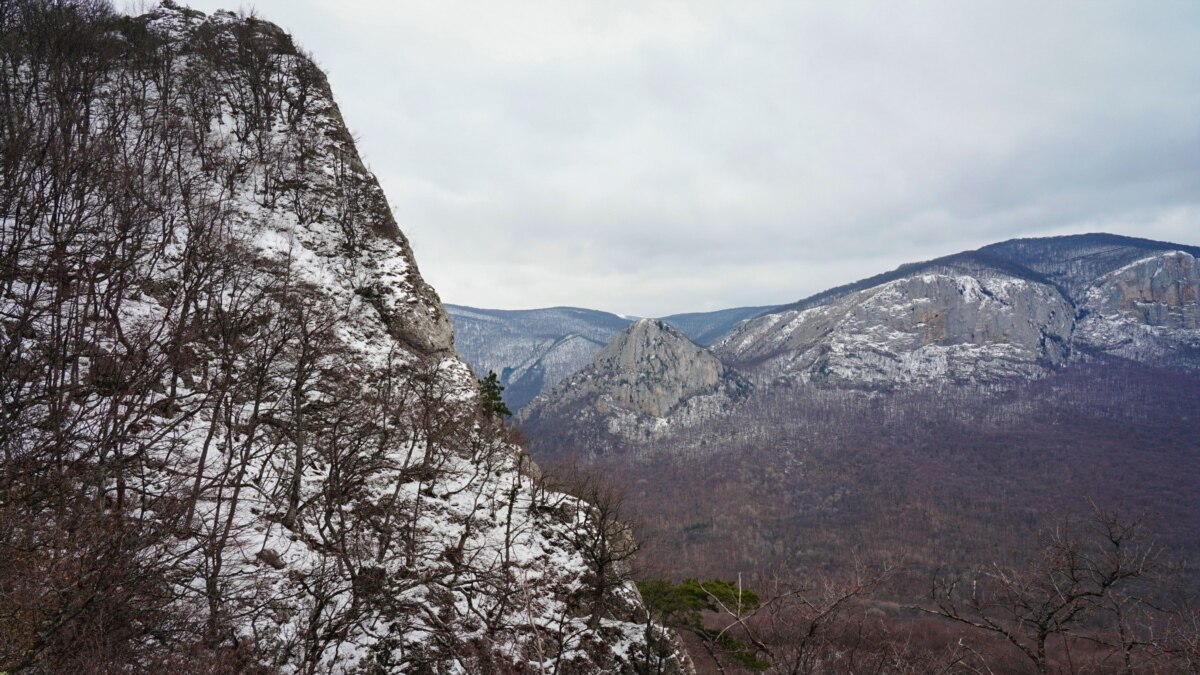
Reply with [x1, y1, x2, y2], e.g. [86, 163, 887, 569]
[717, 273, 1074, 386]
[0, 3, 686, 672]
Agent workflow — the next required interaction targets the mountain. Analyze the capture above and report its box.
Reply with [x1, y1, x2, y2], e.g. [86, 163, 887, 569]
[523, 233, 1200, 446]
[717, 234, 1200, 386]
[446, 305, 632, 411]
[979, 232, 1200, 299]
[517, 320, 749, 452]
[0, 3, 687, 672]
[515, 234, 1200, 589]
[447, 303, 772, 412]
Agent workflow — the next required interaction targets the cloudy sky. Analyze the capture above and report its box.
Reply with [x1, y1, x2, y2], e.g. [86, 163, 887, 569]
[169, 1, 1198, 317]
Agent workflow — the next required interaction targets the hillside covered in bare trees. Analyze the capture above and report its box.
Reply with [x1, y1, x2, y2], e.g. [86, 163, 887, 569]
[0, 2, 689, 671]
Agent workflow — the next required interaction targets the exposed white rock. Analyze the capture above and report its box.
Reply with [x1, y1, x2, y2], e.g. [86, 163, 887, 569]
[0, 4, 688, 672]
[717, 272, 1074, 386]
[1075, 251, 1200, 363]
[518, 319, 749, 445]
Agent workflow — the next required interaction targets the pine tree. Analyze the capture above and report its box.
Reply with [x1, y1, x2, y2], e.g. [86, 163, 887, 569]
[478, 371, 512, 419]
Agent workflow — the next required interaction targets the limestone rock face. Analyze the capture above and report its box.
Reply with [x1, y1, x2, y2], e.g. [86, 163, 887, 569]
[591, 319, 733, 417]
[1083, 251, 1200, 328]
[518, 320, 748, 449]
[717, 270, 1074, 387]
[716, 237, 1200, 388]
[0, 3, 689, 672]
[1075, 251, 1200, 362]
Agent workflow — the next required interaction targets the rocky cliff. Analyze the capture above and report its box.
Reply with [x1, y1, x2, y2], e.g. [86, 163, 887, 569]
[447, 304, 775, 413]
[518, 319, 748, 449]
[1075, 250, 1200, 363]
[0, 3, 686, 672]
[520, 235, 1200, 457]
[718, 236, 1200, 388]
[717, 264, 1074, 386]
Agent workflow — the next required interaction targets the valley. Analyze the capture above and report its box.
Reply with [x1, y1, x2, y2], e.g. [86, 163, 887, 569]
[456, 233, 1200, 672]
[4, 0, 1196, 672]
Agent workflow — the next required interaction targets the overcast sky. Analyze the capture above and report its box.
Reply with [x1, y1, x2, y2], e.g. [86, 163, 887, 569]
[164, 1, 1198, 317]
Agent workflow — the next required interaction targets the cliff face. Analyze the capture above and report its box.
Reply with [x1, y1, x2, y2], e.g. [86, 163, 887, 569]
[0, 3, 685, 672]
[519, 236, 1200, 462]
[1075, 250, 1200, 362]
[717, 237, 1200, 388]
[1083, 251, 1200, 327]
[718, 270, 1074, 386]
[980, 233, 1200, 300]
[518, 319, 748, 449]
[591, 319, 734, 417]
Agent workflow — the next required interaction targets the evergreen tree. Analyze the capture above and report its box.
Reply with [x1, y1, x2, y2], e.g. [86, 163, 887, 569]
[478, 371, 512, 419]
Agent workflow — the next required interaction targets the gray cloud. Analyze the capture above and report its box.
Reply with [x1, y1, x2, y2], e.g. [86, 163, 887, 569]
[171, 0, 1200, 316]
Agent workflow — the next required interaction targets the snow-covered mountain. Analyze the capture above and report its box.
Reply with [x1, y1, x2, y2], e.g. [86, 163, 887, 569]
[0, 3, 687, 672]
[716, 256, 1074, 387]
[520, 234, 1200, 448]
[718, 234, 1200, 386]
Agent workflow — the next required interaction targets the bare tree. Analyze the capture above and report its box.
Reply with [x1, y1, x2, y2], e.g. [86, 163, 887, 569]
[926, 506, 1158, 674]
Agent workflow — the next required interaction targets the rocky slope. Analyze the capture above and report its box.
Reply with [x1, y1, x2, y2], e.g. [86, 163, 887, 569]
[1073, 250, 1200, 363]
[520, 234, 1200, 449]
[447, 303, 772, 412]
[718, 235, 1200, 387]
[0, 3, 686, 672]
[446, 305, 632, 412]
[716, 258, 1074, 386]
[518, 320, 748, 451]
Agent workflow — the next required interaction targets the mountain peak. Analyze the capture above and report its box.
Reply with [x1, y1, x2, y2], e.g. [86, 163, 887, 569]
[517, 315, 750, 449]
[590, 319, 728, 417]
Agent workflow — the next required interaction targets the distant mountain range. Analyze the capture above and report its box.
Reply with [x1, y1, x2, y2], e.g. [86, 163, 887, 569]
[507, 232, 1200, 585]
[446, 303, 774, 411]
[453, 233, 1199, 415]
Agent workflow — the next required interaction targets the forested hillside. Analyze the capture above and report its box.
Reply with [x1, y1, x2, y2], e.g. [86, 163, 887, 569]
[519, 235, 1200, 673]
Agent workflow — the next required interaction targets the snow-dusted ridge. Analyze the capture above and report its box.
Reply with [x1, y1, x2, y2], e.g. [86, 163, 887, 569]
[717, 236, 1200, 386]
[519, 234, 1200, 451]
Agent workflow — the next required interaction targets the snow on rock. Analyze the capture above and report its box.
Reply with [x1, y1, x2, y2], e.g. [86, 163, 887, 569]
[716, 272, 1074, 387]
[518, 320, 749, 449]
[0, 3, 687, 672]
[1075, 251, 1200, 364]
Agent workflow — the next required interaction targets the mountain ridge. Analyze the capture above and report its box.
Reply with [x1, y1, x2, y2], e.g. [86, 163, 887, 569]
[518, 232, 1200, 452]
[447, 302, 773, 412]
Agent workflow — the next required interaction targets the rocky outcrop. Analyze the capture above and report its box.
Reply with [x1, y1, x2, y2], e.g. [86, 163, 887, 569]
[518, 320, 748, 448]
[519, 236, 1200, 460]
[718, 236, 1200, 388]
[0, 3, 687, 672]
[447, 304, 774, 412]
[590, 319, 739, 417]
[1075, 250, 1200, 363]
[981, 233, 1200, 300]
[1083, 251, 1200, 328]
[717, 269, 1074, 387]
